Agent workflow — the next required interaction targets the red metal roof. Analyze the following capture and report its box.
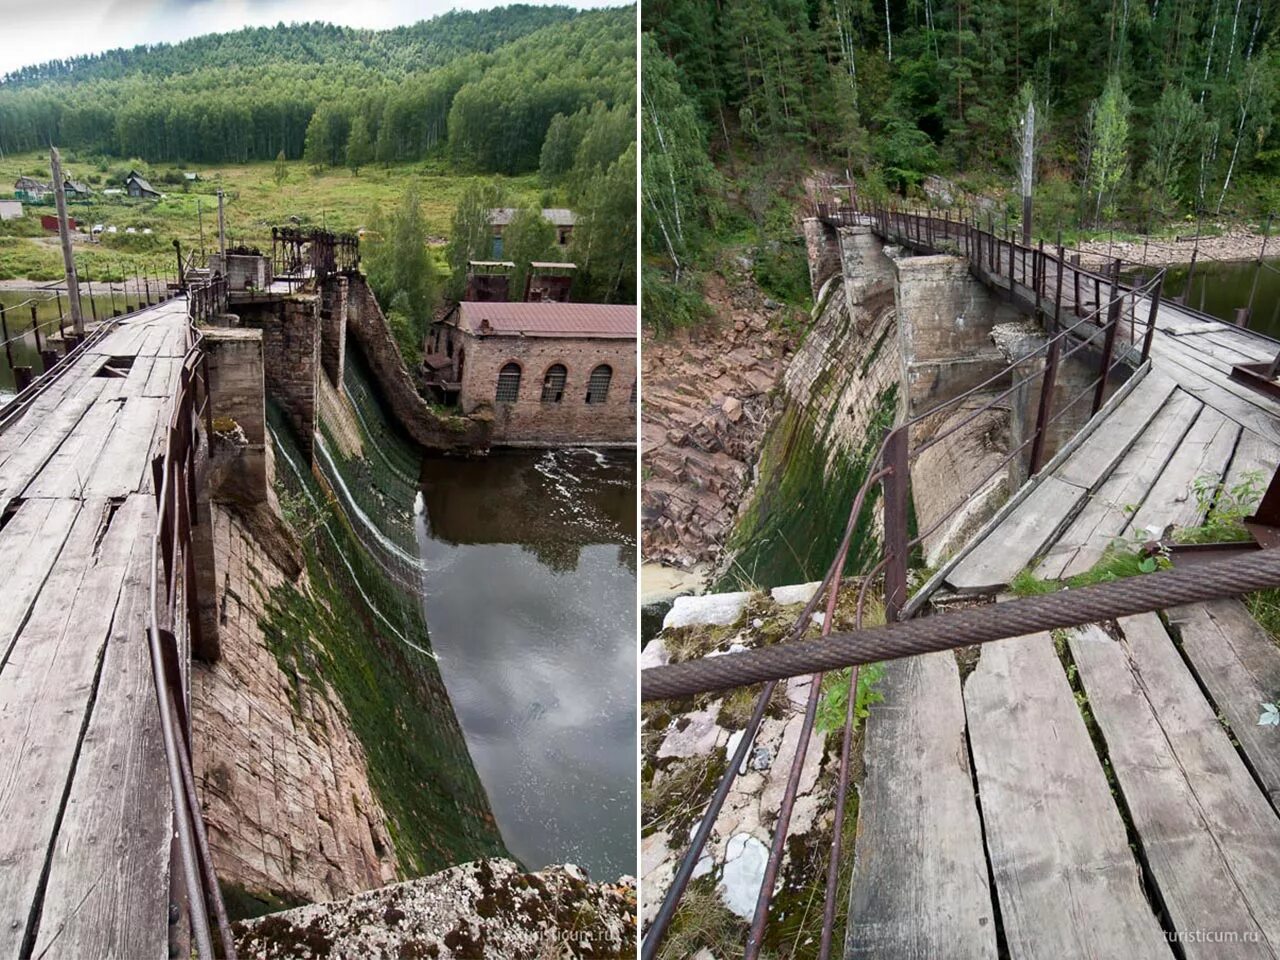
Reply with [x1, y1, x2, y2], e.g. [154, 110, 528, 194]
[456, 301, 636, 339]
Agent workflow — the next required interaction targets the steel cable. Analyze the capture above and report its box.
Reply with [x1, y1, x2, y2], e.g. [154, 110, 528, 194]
[642, 549, 1280, 701]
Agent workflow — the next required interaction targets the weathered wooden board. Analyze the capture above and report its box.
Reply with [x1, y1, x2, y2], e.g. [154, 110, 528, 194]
[1152, 341, 1280, 432]
[0, 496, 143, 957]
[1165, 600, 1280, 808]
[0, 378, 107, 500]
[846, 652, 996, 959]
[20, 397, 123, 499]
[947, 476, 1088, 591]
[32, 510, 171, 960]
[118, 354, 155, 398]
[1222, 428, 1280, 494]
[1083, 614, 1280, 953]
[1042, 390, 1202, 579]
[143, 355, 180, 398]
[964, 633, 1171, 960]
[1125, 404, 1241, 539]
[1055, 371, 1179, 489]
[82, 397, 163, 498]
[0, 498, 82, 670]
[1069, 621, 1279, 957]
[1200, 328, 1276, 363]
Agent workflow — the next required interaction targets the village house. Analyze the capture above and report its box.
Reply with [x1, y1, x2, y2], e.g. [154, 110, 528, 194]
[124, 170, 161, 199]
[63, 177, 91, 200]
[487, 207, 577, 258]
[424, 292, 635, 447]
[13, 176, 50, 203]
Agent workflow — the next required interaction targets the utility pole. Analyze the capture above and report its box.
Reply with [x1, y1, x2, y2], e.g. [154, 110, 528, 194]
[217, 188, 226, 259]
[49, 147, 85, 336]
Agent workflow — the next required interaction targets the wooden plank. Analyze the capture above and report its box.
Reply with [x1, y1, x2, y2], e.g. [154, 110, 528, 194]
[1069, 621, 1279, 957]
[0, 379, 107, 501]
[0, 498, 82, 670]
[1125, 404, 1241, 539]
[82, 397, 163, 498]
[0, 496, 144, 957]
[1077, 614, 1280, 953]
[1222, 428, 1280, 494]
[964, 633, 1172, 960]
[1201, 329, 1276, 363]
[1151, 343, 1280, 438]
[1166, 600, 1280, 807]
[946, 475, 1088, 591]
[1055, 371, 1178, 489]
[118, 355, 155, 398]
[1042, 390, 1202, 580]
[20, 397, 123, 500]
[143, 355, 179, 399]
[32, 513, 171, 960]
[846, 652, 996, 959]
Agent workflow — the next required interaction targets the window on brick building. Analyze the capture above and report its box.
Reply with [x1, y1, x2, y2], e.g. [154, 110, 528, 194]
[541, 364, 567, 402]
[586, 364, 612, 404]
[630, 381, 637, 404]
[496, 362, 522, 402]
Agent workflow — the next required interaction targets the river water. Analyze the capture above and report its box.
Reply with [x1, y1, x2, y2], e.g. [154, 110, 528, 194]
[415, 448, 637, 880]
[1147, 256, 1280, 339]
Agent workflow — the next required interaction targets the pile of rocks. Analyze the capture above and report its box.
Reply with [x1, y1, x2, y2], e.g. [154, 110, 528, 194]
[641, 263, 799, 569]
[640, 584, 836, 938]
[1074, 227, 1271, 268]
[235, 859, 637, 959]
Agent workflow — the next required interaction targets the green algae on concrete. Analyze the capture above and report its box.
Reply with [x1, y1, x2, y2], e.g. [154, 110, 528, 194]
[263, 409, 506, 879]
[720, 385, 899, 591]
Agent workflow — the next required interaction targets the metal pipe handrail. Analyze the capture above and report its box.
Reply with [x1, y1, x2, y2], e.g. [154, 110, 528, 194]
[145, 275, 235, 960]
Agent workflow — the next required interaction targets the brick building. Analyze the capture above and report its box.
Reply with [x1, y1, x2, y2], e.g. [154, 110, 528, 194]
[426, 301, 636, 446]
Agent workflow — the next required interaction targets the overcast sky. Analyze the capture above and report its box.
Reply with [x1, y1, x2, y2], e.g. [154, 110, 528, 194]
[0, 0, 617, 76]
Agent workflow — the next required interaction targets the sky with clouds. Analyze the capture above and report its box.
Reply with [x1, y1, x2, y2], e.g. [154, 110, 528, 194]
[0, 0, 617, 76]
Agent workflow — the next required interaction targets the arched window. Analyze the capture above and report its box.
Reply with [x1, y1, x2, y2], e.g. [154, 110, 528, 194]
[495, 362, 522, 402]
[586, 364, 612, 404]
[541, 364, 567, 402]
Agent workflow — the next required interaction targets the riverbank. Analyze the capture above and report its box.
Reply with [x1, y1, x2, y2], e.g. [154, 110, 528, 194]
[1072, 226, 1271, 268]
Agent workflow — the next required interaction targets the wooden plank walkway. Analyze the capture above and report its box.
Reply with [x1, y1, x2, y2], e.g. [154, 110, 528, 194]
[0, 299, 185, 959]
[846, 215, 1280, 959]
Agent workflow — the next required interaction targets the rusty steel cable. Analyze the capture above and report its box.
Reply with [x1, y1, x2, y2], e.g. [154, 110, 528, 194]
[643, 549, 1280, 701]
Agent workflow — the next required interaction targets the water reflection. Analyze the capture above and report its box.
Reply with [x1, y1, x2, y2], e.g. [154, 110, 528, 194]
[1141, 257, 1280, 339]
[415, 448, 636, 880]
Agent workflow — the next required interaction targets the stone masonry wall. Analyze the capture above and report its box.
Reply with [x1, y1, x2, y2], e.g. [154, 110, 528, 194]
[192, 484, 399, 908]
[895, 254, 1021, 415]
[319, 277, 347, 392]
[343, 275, 491, 453]
[801, 217, 842, 301]
[457, 331, 637, 446]
[779, 227, 901, 466]
[240, 297, 320, 462]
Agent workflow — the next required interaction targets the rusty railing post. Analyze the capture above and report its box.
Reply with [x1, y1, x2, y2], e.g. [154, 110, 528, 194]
[0, 305, 12, 374]
[882, 426, 910, 621]
[1142, 270, 1163, 361]
[1029, 335, 1060, 476]
[1093, 259, 1123, 415]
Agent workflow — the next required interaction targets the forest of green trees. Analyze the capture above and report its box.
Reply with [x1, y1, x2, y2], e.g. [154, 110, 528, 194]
[643, 0, 1280, 326]
[0, 6, 634, 175]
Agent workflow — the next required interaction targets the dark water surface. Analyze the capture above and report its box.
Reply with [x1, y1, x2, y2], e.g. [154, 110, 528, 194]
[0, 292, 122, 394]
[1148, 257, 1280, 339]
[415, 448, 637, 880]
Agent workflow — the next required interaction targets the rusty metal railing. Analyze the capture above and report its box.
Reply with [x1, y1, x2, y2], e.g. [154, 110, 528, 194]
[643, 202, 1171, 960]
[146, 276, 235, 959]
[271, 226, 360, 284]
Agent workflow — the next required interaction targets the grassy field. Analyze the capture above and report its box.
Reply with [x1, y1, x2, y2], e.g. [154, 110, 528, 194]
[0, 150, 546, 282]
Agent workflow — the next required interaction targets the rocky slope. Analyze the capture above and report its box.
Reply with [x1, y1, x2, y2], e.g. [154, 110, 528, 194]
[641, 261, 800, 570]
